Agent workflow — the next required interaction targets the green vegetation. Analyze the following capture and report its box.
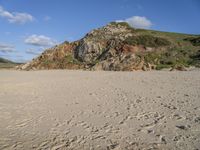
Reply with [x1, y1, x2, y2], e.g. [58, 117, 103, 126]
[124, 35, 171, 47]
[136, 45, 200, 70]
[63, 41, 70, 44]
[110, 22, 132, 29]
[0, 57, 14, 63]
[155, 64, 172, 70]
[189, 50, 200, 67]
[184, 36, 200, 46]
[0, 57, 20, 69]
[65, 55, 74, 63]
[0, 63, 18, 69]
[65, 54, 81, 64]
[41, 54, 81, 67]
[109, 22, 200, 70]
[43, 60, 53, 65]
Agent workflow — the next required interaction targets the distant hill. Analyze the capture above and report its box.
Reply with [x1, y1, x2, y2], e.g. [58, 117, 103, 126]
[19, 22, 200, 71]
[0, 57, 19, 69]
[0, 57, 14, 63]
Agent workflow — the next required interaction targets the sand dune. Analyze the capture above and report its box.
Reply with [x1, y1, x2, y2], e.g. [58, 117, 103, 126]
[0, 70, 200, 150]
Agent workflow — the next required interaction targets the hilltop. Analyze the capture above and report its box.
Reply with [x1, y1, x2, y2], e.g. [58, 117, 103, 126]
[19, 22, 200, 71]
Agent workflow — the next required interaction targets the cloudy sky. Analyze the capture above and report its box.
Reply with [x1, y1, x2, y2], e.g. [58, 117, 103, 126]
[0, 0, 199, 62]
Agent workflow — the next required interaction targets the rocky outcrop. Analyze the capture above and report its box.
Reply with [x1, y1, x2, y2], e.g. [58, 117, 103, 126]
[17, 42, 83, 70]
[19, 22, 200, 71]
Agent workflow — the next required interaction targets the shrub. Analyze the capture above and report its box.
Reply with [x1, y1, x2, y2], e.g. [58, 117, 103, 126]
[156, 64, 172, 70]
[124, 35, 171, 47]
[184, 37, 200, 46]
[65, 55, 73, 63]
[189, 50, 200, 67]
[65, 54, 81, 64]
[110, 22, 132, 29]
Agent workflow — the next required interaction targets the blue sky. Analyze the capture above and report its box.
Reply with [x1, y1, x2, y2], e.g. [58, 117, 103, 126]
[0, 0, 199, 62]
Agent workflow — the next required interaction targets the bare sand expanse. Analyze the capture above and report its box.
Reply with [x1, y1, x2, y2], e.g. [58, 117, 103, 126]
[0, 70, 200, 150]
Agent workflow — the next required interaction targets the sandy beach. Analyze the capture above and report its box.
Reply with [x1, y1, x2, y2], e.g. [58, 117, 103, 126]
[0, 70, 200, 150]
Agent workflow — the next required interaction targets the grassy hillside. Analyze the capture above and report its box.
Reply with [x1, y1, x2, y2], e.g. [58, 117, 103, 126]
[111, 22, 200, 69]
[0, 57, 20, 69]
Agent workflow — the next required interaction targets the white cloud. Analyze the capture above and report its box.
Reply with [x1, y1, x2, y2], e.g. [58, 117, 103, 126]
[0, 5, 34, 24]
[0, 43, 15, 53]
[25, 35, 57, 47]
[117, 16, 153, 29]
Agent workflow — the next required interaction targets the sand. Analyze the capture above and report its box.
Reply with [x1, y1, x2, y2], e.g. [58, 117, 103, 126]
[0, 70, 200, 150]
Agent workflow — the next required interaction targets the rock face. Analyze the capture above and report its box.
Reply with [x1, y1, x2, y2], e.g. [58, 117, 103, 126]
[19, 22, 200, 71]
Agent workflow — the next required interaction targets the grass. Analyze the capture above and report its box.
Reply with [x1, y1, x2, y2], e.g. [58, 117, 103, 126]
[110, 22, 132, 29]
[156, 64, 172, 70]
[124, 35, 171, 47]
[65, 54, 81, 64]
[184, 37, 200, 46]
[109, 22, 200, 69]
[136, 45, 199, 70]
[189, 50, 200, 67]
[0, 57, 20, 69]
[0, 63, 19, 69]
[41, 54, 81, 65]
[0, 57, 14, 63]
